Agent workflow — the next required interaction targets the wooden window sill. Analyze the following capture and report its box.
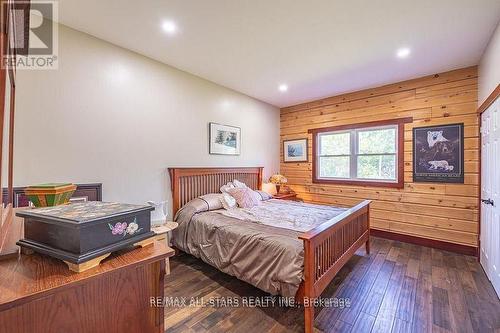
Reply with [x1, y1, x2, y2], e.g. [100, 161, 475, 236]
[312, 178, 404, 189]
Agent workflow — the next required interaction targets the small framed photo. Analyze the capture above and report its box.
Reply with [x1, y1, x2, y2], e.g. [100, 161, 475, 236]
[413, 123, 464, 183]
[209, 122, 241, 155]
[283, 138, 308, 162]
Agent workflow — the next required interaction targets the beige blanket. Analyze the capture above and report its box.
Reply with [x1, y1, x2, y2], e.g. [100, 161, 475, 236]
[172, 198, 346, 297]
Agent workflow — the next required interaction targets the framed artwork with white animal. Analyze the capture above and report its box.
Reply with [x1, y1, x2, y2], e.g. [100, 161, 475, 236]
[413, 123, 464, 183]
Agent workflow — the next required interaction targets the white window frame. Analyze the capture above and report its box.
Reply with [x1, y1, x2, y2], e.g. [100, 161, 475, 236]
[316, 124, 399, 183]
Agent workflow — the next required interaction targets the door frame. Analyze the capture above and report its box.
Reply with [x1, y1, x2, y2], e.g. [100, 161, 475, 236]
[477, 83, 500, 261]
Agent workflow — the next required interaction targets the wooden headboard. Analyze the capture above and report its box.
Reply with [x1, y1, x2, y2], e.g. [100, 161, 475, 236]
[168, 167, 263, 215]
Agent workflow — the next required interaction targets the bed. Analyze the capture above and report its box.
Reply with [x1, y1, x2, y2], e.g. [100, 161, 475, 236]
[168, 167, 370, 333]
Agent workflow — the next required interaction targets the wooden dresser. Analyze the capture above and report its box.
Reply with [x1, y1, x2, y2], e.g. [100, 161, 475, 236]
[2, 183, 102, 208]
[0, 241, 174, 333]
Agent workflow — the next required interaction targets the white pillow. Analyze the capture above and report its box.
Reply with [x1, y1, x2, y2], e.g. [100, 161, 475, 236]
[220, 182, 235, 193]
[220, 192, 237, 210]
[232, 179, 248, 189]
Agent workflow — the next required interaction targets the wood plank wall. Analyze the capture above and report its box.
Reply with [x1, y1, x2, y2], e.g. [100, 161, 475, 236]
[280, 66, 479, 248]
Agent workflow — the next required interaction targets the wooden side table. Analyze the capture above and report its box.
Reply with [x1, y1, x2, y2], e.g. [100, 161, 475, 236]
[151, 222, 178, 244]
[151, 222, 178, 274]
[273, 193, 300, 201]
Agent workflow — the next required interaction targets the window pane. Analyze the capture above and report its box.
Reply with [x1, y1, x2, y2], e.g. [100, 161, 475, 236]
[319, 156, 350, 178]
[320, 132, 350, 155]
[358, 128, 396, 154]
[357, 155, 396, 180]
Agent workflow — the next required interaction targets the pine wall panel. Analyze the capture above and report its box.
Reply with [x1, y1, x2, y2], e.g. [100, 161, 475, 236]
[280, 66, 479, 248]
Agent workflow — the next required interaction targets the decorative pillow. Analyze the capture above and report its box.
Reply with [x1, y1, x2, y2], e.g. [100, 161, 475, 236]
[220, 192, 237, 210]
[232, 179, 248, 189]
[198, 193, 224, 210]
[255, 190, 273, 201]
[220, 182, 235, 193]
[227, 188, 261, 208]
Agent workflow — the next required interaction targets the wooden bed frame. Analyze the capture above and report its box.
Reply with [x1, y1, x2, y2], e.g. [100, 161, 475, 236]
[168, 167, 370, 333]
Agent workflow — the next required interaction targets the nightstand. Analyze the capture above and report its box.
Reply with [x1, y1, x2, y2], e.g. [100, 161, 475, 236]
[151, 222, 178, 244]
[151, 222, 178, 274]
[273, 193, 300, 201]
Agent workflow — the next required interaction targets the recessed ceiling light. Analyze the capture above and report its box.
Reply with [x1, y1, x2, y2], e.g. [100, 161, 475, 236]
[221, 100, 232, 109]
[396, 47, 411, 59]
[162, 20, 177, 34]
[278, 84, 288, 92]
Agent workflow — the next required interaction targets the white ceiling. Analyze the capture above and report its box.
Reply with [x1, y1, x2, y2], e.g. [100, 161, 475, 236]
[56, 0, 500, 108]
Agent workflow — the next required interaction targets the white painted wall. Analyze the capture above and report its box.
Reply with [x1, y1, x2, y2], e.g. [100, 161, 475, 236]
[14, 24, 280, 213]
[479, 22, 500, 105]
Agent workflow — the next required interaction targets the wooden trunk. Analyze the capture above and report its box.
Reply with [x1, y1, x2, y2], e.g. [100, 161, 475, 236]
[16, 202, 155, 265]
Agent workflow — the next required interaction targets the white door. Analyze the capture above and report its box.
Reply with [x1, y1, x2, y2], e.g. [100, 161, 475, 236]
[481, 96, 500, 298]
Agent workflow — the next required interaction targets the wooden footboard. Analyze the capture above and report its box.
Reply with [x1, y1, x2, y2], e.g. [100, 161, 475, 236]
[298, 200, 371, 333]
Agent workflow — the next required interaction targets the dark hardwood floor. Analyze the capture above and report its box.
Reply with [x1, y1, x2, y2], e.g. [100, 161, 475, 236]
[164, 237, 500, 333]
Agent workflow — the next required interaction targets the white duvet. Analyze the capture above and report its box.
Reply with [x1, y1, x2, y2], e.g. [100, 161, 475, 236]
[215, 199, 346, 232]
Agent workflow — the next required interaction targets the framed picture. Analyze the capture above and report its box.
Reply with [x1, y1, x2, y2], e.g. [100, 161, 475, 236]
[283, 138, 308, 162]
[209, 122, 241, 155]
[413, 123, 464, 183]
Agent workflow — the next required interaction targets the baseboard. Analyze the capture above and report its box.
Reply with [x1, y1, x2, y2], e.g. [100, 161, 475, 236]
[370, 229, 478, 257]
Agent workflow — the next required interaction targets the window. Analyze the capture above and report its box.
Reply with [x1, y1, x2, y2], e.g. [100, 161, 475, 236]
[310, 118, 411, 188]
